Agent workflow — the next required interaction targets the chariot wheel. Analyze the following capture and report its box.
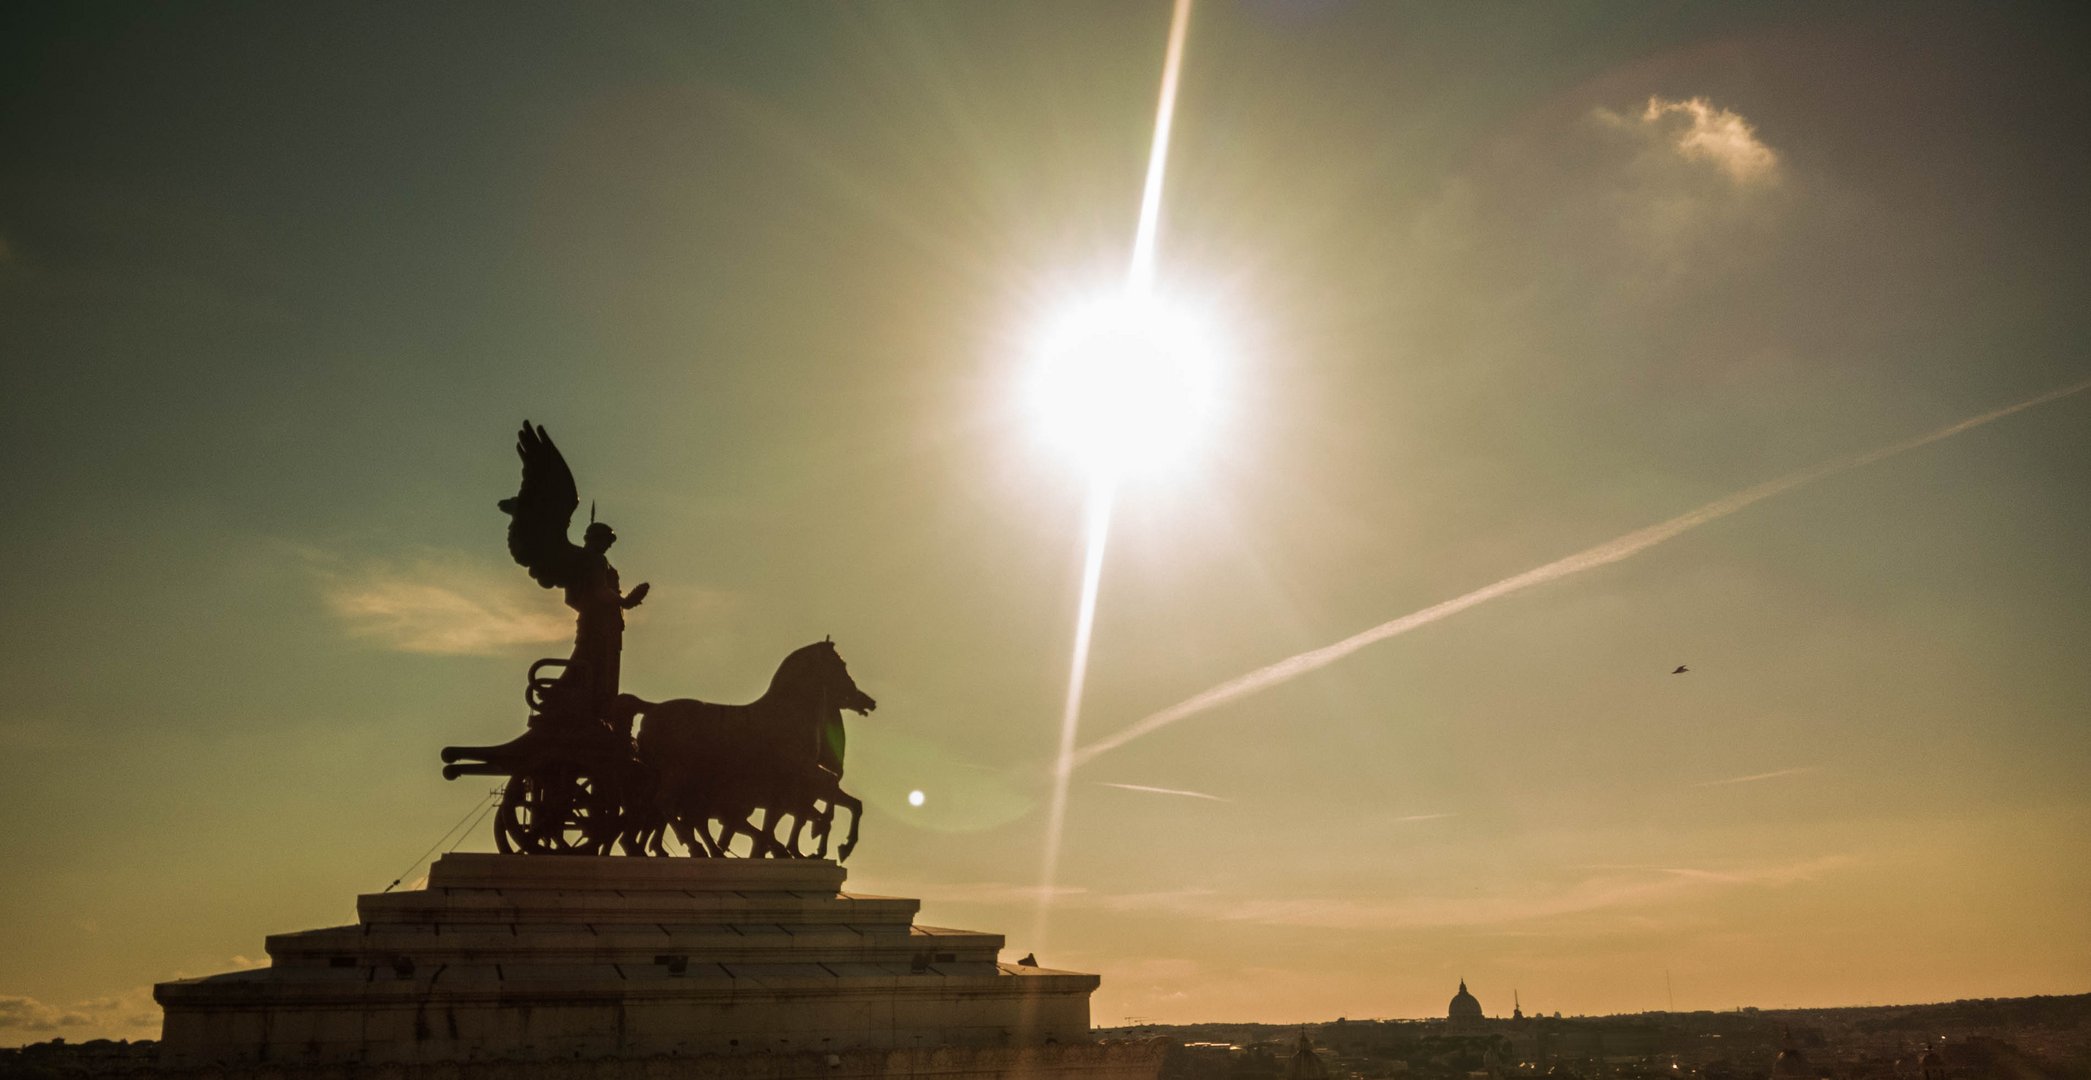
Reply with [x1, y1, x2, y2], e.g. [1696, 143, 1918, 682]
[494, 763, 621, 855]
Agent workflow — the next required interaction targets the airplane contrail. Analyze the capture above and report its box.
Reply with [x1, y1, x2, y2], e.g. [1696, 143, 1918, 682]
[1073, 375, 2091, 766]
[1699, 766, 1817, 787]
[1097, 782, 1230, 802]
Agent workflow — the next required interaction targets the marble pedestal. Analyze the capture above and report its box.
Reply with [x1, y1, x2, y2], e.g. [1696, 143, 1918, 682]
[154, 854, 1118, 1075]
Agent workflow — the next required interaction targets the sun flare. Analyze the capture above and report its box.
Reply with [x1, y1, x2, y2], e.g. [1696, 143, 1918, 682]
[1029, 291, 1220, 479]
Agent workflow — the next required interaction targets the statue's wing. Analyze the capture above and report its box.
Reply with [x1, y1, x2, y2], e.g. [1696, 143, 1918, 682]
[496, 420, 584, 589]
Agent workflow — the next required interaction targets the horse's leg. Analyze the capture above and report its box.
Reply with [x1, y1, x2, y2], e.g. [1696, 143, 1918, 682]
[785, 802, 829, 858]
[639, 807, 661, 856]
[752, 812, 786, 862]
[705, 813, 739, 858]
[750, 805, 788, 858]
[647, 794, 679, 857]
[671, 813, 708, 858]
[617, 768, 658, 856]
[785, 793, 822, 858]
[807, 799, 835, 859]
[650, 789, 684, 856]
[834, 790, 863, 862]
[618, 801, 655, 856]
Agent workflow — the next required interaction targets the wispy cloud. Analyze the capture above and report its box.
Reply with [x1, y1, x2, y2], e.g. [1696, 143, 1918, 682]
[0, 986, 160, 1038]
[858, 880, 1091, 905]
[1202, 856, 1853, 931]
[1392, 812, 1457, 823]
[68, 986, 160, 1032]
[1597, 96, 1780, 184]
[1097, 782, 1229, 802]
[314, 550, 571, 656]
[1648, 97, 1778, 182]
[875, 856, 1852, 934]
[1699, 766, 1817, 787]
[1576, 864, 1749, 884]
[0, 995, 91, 1032]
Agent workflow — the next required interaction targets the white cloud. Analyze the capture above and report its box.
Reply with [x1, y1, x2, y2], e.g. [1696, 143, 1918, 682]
[0, 995, 92, 1032]
[52, 986, 161, 1036]
[316, 551, 572, 656]
[1602, 96, 1780, 184]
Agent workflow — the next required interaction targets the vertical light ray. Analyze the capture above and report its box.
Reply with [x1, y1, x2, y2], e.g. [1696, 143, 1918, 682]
[1032, 476, 1115, 949]
[1034, 0, 1197, 951]
[1129, 0, 1195, 294]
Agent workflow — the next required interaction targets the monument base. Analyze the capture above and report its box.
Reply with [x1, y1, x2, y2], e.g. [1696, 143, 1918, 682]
[154, 855, 1139, 1077]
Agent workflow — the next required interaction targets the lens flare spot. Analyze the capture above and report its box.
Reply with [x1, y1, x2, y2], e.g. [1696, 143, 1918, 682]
[907, 789, 926, 808]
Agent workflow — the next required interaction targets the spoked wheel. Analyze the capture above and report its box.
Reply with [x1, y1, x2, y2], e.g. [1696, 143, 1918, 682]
[494, 763, 620, 855]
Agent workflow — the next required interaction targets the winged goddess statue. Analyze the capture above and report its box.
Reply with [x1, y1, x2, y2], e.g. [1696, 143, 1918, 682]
[498, 421, 649, 728]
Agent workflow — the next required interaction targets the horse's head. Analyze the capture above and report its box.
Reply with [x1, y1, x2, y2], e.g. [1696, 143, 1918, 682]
[772, 639, 877, 716]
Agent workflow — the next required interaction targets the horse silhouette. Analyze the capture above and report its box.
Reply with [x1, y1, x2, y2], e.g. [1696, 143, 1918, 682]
[626, 639, 875, 860]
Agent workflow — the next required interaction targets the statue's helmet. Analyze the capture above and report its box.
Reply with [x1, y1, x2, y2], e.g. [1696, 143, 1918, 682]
[583, 521, 616, 549]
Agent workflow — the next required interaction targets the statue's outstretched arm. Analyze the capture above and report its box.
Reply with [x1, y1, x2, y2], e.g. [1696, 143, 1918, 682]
[622, 582, 650, 609]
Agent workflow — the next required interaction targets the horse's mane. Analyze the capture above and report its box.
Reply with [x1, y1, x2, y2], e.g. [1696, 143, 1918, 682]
[766, 640, 837, 699]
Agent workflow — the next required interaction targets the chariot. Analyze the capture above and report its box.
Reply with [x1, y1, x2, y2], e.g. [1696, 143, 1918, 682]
[440, 643, 872, 860]
[439, 659, 647, 856]
[437, 423, 872, 860]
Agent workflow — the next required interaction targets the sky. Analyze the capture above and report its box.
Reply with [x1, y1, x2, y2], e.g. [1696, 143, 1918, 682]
[3, 1, 2089, 1045]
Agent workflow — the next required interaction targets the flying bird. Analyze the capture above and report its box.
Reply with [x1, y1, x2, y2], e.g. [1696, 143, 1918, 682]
[1672, 665, 1689, 674]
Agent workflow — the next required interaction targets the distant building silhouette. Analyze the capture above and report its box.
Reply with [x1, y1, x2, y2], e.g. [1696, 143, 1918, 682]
[1284, 1029, 1327, 1080]
[1773, 1027, 1821, 1080]
[1448, 979, 1485, 1028]
[1919, 1040, 1946, 1080]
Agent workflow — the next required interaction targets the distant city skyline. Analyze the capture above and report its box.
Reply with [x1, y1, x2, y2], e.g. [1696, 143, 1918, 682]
[3, 1, 2089, 1045]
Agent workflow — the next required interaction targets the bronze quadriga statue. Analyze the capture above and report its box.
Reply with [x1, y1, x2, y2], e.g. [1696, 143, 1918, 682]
[439, 422, 874, 859]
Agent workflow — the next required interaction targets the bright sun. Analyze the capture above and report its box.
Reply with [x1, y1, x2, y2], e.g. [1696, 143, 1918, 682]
[1030, 291, 1220, 478]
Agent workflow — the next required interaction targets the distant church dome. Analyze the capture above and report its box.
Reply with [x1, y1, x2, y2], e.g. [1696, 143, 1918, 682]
[1286, 1030, 1329, 1080]
[1448, 980, 1484, 1024]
